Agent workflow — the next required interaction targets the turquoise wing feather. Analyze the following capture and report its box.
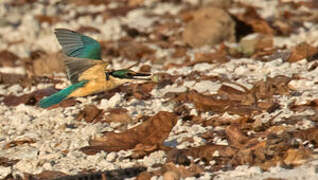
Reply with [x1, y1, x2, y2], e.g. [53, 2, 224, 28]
[38, 80, 89, 108]
[55, 29, 102, 60]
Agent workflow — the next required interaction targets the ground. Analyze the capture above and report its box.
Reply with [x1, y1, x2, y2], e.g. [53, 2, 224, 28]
[1, 0, 318, 179]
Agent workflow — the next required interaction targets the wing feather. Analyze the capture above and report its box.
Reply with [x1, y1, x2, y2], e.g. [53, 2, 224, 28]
[63, 56, 100, 84]
[55, 28, 102, 60]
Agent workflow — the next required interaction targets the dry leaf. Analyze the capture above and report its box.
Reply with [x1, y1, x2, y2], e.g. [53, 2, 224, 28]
[287, 42, 318, 62]
[162, 162, 203, 179]
[76, 105, 104, 123]
[81, 111, 178, 155]
[235, 6, 274, 35]
[4, 138, 36, 149]
[131, 144, 159, 159]
[35, 170, 66, 180]
[118, 41, 154, 61]
[3, 87, 58, 106]
[184, 144, 236, 162]
[35, 15, 60, 25]
[0, 157, 20, 167]
[283, 148, 311, 166]
[77, 26, 101, 34]
[294, 127, 318, 144]
[225, 125, 249, 147]
[0, 50, 19, 67]
[105, 108, 132, 123]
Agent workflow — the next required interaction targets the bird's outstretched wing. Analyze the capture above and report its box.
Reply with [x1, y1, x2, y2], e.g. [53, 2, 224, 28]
[55, 28, 102, 60]
[64, 56, 101, 84]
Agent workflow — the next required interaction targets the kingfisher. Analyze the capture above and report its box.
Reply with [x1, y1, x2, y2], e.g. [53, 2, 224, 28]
[38, 29, 151, 108]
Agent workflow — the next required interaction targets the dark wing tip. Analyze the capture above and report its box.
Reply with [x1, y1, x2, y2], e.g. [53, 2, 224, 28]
[54, 28, 76, 33]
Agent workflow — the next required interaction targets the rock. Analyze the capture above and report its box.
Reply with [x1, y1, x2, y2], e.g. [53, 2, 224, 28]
[183, 7, 235, 48]
[238, 33, 273, 56]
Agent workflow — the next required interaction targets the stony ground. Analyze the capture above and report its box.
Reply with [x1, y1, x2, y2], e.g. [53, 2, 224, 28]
[1, 0, 318, 179]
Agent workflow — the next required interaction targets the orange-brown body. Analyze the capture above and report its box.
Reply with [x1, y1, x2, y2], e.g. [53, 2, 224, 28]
[68, 63, 132, 97]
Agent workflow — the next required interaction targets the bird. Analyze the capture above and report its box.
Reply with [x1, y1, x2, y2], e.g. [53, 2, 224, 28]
[38, 28, 151, 108]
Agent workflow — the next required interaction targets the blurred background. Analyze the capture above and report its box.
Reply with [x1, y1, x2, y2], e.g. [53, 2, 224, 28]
[1, 0, 317, 78]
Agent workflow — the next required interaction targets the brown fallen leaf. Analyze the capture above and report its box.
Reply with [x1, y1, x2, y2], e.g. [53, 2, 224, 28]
[184, 144, 237, 162]
[34, 170, 66, 180]
[162, 162, 203, 179]
[0, 50, 19, 67]
[104, 108, 132, 123]
[193, 44, 229, 64]
[4, 138, 36, 149]
[118, 41, 154, 61]
[173, 90, 229, 113]
[234, 6, 274, 35]
[294, 127, 318, 145]
[129, 82, 156, 100]
[217, 84, 253, 105]
[0, 157, 20, 167]
[225, 125, 249, 147]
[77, 26, 101, 34]
[287, 42, 318, 62]
[64, 0, 109, 6]
[35, 15, 60, 25]
[283, 148, 311, 166]
[166, 149, 191, 166]
[3, 87, 58, 106]
[252, 75, 291, 99]
[131, 144, 159, 159]
[76, 105, 104, 123]
[81, 111, 178, 155]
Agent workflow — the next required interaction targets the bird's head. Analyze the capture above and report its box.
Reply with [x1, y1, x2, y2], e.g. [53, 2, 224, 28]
[105, 69, 151, 85]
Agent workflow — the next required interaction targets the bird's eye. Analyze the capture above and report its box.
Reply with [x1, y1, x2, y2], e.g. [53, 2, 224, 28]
[105, 72, 111, 80]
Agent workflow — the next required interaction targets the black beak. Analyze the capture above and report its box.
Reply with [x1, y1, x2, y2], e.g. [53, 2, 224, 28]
[130, 72, 151, 80]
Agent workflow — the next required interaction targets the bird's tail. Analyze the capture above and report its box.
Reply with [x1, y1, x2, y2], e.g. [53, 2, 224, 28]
[38, 80, 88, 108]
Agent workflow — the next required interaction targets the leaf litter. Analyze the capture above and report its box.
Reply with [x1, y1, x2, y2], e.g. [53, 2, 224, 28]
[1, 0, 318, 179]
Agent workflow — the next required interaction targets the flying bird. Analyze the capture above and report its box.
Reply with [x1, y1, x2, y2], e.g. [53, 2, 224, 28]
[39, 29, 150, 108]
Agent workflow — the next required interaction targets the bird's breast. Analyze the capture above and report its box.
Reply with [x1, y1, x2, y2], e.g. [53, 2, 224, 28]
[68, 64, 120, 97]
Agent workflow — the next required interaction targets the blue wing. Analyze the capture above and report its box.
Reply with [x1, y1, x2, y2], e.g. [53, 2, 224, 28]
[55, 29, 102, 60]
[38, 80, 89, 108]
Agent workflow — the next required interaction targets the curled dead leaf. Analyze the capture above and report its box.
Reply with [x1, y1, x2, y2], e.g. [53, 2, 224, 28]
[162, 162, 203, 179]
[0, 157, 20, 167]
[81, 111, 178, 155]
[287, 42, 318, 62]
[234, 6, 274, 35]
[0, 50, 19, 67]
[4, 138, 36, 149]
[283, 148, 311, 166]
[184, 144, 236, 162]
[76, 105, 104, 123]
[225, 125, 249, 147]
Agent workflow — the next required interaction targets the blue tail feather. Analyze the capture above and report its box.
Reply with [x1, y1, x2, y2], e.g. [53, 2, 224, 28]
[38, 80, 88, 108]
